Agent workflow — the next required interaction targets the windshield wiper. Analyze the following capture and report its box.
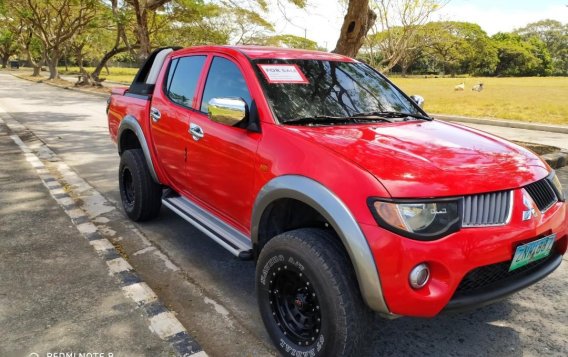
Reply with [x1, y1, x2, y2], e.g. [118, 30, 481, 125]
[352, 111, 432, 121]
[284, 115, 392, 125]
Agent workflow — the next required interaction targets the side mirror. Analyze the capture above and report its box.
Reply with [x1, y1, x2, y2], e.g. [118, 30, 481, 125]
[410, 95, 425, 108]
[208, 97, 247, 126]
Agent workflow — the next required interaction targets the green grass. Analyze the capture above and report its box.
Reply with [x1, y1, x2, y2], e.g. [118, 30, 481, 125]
[390, 76, 568, 125]
[57, 66, 138, 84]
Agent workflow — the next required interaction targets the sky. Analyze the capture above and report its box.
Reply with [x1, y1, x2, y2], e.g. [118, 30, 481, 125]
[267, 0, 568, 50]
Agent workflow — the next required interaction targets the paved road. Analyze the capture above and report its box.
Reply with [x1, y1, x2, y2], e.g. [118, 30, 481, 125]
[0, 115, 177, 356]
[1, 73, 567, 356]
[449, 122, 568, 151]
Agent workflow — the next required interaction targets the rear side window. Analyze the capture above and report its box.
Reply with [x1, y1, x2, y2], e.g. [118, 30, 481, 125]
[166, 55, 206, 108]
[200, 57, 251, 113]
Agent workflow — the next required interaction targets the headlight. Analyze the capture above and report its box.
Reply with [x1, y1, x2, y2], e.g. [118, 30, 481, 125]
[368, 198, 462, 240]
[549, 172, 565, 201]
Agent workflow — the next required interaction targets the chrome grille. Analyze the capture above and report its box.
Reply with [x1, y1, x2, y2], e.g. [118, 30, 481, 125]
[463, 190, 512, 227]
[524, 178, 558, 212]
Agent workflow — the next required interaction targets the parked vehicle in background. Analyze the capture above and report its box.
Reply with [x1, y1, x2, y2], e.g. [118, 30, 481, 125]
[107, 46, 567, 357]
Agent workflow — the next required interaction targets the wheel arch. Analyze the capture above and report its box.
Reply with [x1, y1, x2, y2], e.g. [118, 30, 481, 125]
[117, 115, 160, 184]
[251, 175, 390, 314]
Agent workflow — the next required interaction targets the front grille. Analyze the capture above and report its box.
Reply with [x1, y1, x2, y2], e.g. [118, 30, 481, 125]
[462, 190, 512, 227]
[454, 252, 557, 296]
[524, 178, 558, 212]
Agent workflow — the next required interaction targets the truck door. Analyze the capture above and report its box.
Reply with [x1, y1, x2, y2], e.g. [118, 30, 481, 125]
[150, 55, 206, 190]
[186, 55, 260, 232]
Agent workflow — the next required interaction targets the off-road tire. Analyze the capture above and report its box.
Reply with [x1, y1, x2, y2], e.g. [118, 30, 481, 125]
[256, 228, 371, 357]
[119, 149, 162, 221]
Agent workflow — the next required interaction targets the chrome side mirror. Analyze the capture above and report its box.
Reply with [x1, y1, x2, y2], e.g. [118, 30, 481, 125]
[410, 95, 424, 108]
[208, 97, 247, 126]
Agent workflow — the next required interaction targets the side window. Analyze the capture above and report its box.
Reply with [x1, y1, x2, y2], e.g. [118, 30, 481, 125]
[167, 55, 206, 108]
[200, 57, 252, 114]
[165, 58, 178, 91]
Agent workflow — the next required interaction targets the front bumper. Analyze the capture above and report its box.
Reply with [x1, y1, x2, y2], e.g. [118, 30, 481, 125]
[361, 189, 568, 317]
[444, 253, 562, 312]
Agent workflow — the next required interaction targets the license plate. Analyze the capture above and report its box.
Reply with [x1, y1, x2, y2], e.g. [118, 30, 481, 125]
[509, 234, 555, 271]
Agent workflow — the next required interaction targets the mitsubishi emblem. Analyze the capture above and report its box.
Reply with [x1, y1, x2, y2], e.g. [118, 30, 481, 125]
[522, 192, 536, 221]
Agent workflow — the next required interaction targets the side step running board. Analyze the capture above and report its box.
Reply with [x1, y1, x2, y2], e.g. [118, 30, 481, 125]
[162, 193, 253, 260]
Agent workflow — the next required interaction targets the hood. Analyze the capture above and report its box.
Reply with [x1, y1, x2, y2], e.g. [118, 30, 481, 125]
[286, 120, 549, 198]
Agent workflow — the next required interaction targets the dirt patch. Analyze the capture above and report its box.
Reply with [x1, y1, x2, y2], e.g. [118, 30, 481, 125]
[513, 141, 561, 155]
[13, 74, 111, 96]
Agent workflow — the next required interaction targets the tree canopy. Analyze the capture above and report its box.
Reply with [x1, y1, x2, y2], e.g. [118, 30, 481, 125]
[362, 19, 564, 77]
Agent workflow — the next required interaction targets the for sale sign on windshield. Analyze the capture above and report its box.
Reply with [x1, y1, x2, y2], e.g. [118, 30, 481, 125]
[258, 64, 309, 84]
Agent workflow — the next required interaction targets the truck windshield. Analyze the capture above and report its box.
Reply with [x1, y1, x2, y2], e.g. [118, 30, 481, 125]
[252, 59, 422, 124]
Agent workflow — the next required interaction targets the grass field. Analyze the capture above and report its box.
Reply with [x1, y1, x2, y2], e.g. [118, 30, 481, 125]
[57, 66, 138, 84]
[55, 67, 567, 124]
[390, 76, 568, 124]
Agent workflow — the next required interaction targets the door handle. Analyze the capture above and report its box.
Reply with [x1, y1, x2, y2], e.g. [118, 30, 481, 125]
[150, 107, 161, 122]
[189, 122, 204, 141]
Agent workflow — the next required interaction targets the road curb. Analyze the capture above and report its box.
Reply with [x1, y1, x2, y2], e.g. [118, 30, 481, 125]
[435, 114, 568, 134]
[542, 150, 568, 170]
[0, 111, 208, 357]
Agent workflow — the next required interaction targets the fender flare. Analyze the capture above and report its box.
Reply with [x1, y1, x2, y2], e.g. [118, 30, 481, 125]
[251, 175, 390, 314]
[117, 115, 161, 184]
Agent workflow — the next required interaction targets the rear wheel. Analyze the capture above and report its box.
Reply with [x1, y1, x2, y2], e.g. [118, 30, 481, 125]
[119, 149, 162, 221]
[256, 228, 371, 357]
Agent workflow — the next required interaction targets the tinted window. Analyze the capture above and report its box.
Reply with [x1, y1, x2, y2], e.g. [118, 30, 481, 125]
[167, 56, 206, 108]
[165, 58, 178, 91]
[253, 59, 420, 123]
[201, 57, 251, 113]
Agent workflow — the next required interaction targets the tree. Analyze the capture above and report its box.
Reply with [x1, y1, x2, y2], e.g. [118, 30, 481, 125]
[515, 19, 567, 75]
[83, 0, 138, 83]
[0, 27, 19, 68]
[492, 33, 552, 76]
[163, 0, 227, 46]
[333, 0, 376, 57]
[123, 0, 172, 61]
[366, 24, 425, 74]
[367, 0, 446, 71]
[0, 1, 21, 68]
[420, 21, 497, 76]
[121, 0, 306, 60]
[10, 0, 98, 79]
[223, 6, 275, 45]
[0, 0, 42, 75]
[267, 34, 318, 49]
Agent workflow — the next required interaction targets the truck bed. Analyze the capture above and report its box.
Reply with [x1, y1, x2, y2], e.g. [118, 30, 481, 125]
[107, 87, 151, 144]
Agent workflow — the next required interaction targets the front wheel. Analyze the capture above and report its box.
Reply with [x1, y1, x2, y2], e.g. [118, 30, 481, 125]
[256, 228, 371, 357]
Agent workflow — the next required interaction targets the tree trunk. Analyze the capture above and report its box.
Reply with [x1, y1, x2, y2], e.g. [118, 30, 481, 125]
[333, 0, 377, 58]
[47, 54, 60, 80]
[91, 46, 133, 82]
[75, 44, 94, 86]
[133, 4, 151, 61]
[1, 55, 8, 69]
[24, 47, 41, 77]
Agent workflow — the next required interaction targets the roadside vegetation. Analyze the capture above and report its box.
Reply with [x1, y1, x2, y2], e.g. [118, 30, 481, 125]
[56, 66, 137, 84]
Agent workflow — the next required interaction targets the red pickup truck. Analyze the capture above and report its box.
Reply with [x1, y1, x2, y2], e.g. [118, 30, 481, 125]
[108, 46, 567, 356]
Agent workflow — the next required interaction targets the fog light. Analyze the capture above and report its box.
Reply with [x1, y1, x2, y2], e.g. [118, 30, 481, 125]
[409, 263, 430, 289]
